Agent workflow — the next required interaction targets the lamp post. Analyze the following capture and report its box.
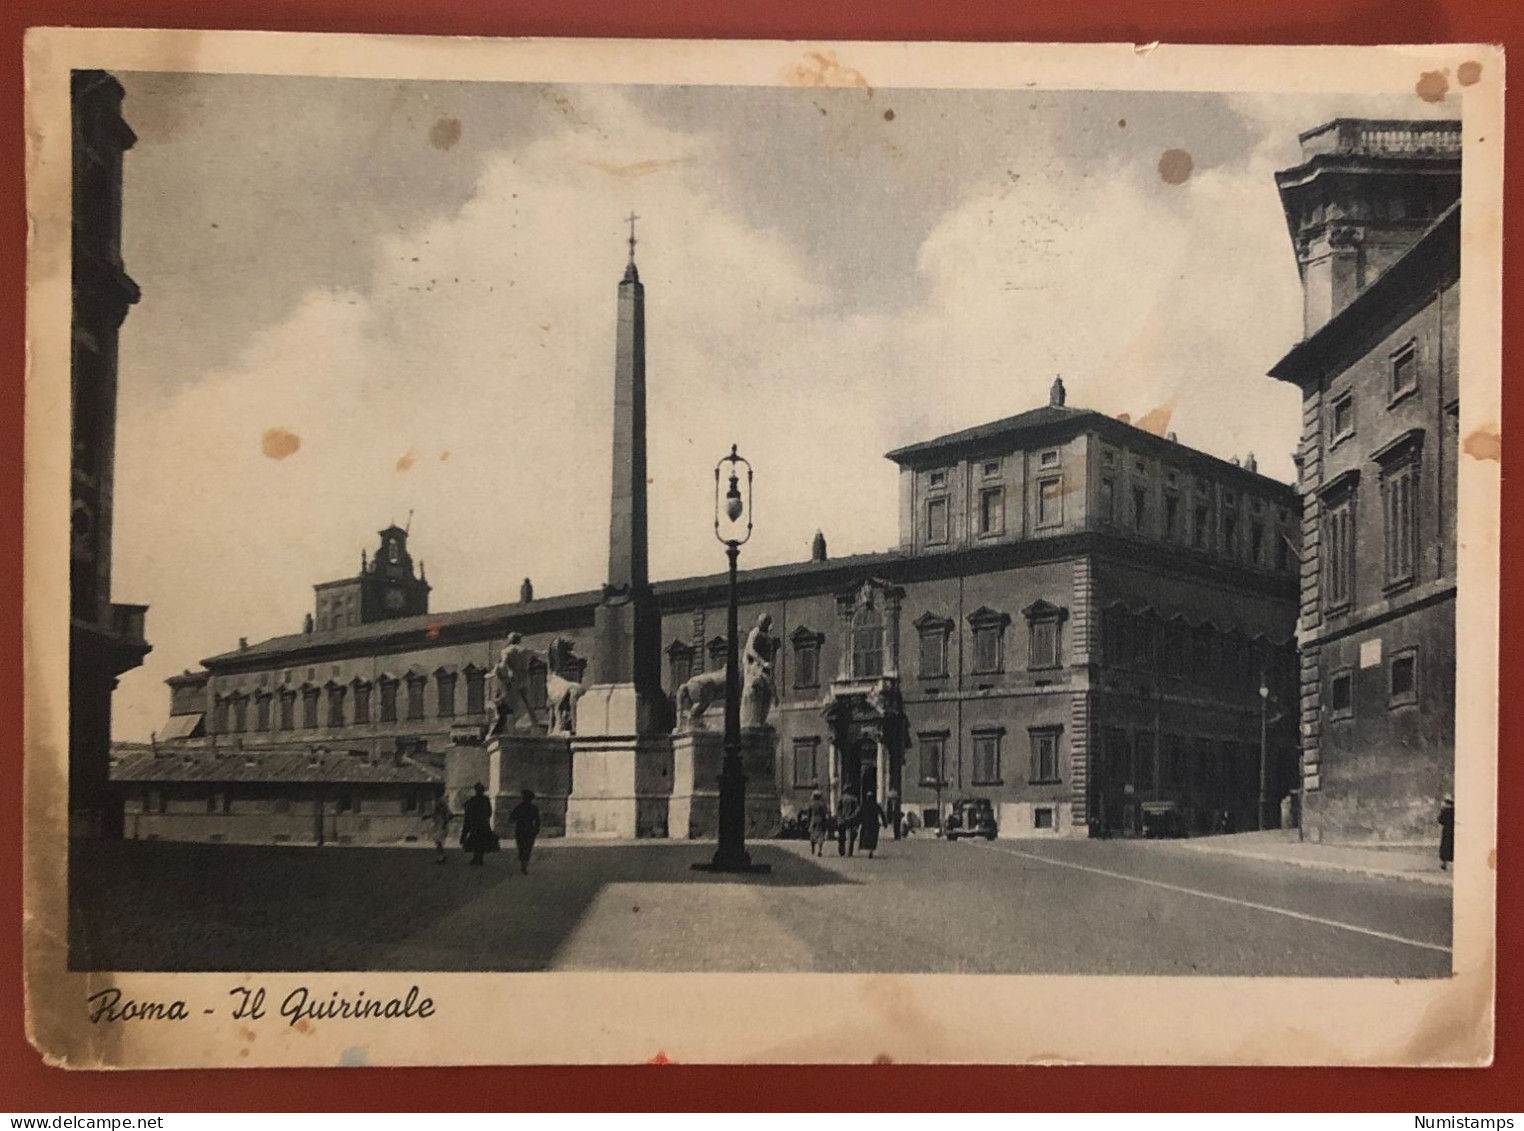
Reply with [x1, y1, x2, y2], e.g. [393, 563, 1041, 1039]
[1257, 679, 1271, 831]
[694, 445, 771, 874]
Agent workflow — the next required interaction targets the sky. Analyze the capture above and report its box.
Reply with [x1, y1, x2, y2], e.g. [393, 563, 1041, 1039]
[107, 75, 1458, 740]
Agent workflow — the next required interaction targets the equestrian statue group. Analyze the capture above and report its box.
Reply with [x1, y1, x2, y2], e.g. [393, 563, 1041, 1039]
[486, 633, 587, 738]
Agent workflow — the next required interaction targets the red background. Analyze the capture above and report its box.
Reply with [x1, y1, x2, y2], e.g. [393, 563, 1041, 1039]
[4, 0, 1520, 1112]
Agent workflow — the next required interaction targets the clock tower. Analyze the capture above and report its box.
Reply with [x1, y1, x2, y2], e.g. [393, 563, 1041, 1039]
[311, 525, 431, 631]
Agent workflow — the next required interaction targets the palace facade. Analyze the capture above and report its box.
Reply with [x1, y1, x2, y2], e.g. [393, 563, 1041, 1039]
[1268, 118, 1461, 842]
[135, 378, 1300, 844]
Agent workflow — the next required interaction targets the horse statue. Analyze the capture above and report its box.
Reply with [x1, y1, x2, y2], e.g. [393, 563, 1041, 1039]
[544, 636, 587, 736]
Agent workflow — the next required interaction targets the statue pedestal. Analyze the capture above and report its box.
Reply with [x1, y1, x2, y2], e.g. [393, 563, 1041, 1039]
[670, 726, 781, 840]
[447, 733, 575, 836]
[565, 736, 673, 838]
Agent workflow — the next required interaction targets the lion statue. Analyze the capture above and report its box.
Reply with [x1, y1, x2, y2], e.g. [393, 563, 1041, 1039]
[677, 668, 728, 728]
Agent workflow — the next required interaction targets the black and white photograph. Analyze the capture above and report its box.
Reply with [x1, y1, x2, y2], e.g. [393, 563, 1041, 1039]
[25, 32, 1503, 1067]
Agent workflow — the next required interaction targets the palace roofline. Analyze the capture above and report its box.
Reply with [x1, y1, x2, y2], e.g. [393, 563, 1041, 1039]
[195, 531, 1298, 674]
[883, 403, 1297, 495]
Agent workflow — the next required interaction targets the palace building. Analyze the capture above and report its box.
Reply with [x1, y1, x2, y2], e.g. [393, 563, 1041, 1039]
[1268, 118, 1461, 842]
[133, 393, 1301, 844]
[125, 198, 1306, 847]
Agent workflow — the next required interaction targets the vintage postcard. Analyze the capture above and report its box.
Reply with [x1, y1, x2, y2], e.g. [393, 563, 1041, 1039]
[23, 30, 1503, 1067]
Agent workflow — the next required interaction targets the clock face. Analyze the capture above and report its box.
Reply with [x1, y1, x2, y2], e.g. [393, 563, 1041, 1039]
[383, 587, 406, 611]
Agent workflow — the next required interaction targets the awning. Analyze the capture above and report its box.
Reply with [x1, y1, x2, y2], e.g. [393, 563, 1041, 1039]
[157, 713, 204, 741]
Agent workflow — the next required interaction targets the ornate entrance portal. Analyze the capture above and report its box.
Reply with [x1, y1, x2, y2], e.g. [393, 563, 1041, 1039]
[822, 578, 907, 810]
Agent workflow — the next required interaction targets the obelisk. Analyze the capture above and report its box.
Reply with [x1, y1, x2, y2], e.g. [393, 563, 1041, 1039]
[566, 215, 671, 838]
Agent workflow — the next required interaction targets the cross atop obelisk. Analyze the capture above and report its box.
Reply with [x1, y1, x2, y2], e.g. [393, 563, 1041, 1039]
[623, 211, 640, 282]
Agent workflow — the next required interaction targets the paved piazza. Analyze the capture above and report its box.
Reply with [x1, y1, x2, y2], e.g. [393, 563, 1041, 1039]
[70, 837, 1452, 978]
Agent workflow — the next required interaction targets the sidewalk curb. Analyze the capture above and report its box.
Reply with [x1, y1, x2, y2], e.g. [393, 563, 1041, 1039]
[1165, 841, 1454, 887]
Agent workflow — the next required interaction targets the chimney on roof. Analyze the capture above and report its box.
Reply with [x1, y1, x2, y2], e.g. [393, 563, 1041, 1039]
[811, 530, 828, 562]
[361, 549, 368, 575]
[1049, 376, 1066, 407]
[1231, 455, 1241, 467]
[1245, 452, 1258, 473]
[303, 613, 314, 635]
[520, 577, 534, 603]
[1167, 431, 1178, 443]
[238, 636, 249, 651]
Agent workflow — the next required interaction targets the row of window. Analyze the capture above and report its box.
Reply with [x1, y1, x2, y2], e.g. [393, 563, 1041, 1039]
[923, 477, 1064, 544]
[1099, 607, 1288, 693]
[135, 790, 432, 815]
[1097, 476, 1293, 571]
[1327, 646, 1420, 717]
[1326, 338, 1421, 450]
[788, 727, 1064, 791]
[210, 668, 503, 734]
[1321, 437, 1424, 610]
[1098, 729, 1257, 797]
[672, 601, 1071, 693]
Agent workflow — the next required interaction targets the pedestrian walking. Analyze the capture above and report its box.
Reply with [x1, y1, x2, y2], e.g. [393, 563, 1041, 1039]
[508, 788, 541, 875]
[805, 789, 831, 856]
[430, 796, 454, 864]
[460, 782, 497, 867]
[836, 791, 860, 857]
[1438, 794, 1455, 872]
[859, 792, 886, 859]
[887, 788, 903, 840]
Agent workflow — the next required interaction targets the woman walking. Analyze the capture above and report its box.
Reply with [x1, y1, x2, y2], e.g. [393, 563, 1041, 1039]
[805, 790, 831, 857]
[1438, 795, 1455, 872]
[858, 792, 886, 859]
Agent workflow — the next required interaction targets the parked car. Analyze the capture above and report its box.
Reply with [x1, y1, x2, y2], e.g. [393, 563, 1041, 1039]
[944, 798, 998, 840]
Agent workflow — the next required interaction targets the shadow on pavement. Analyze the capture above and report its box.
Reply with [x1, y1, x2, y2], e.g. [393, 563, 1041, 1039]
[69, 838, 850, 972]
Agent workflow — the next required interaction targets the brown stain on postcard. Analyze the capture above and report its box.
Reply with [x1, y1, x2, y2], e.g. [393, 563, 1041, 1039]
[781, 51, 871, 93]
[585, 157, 689, 179]
[1416, 71, 1450, 103]
[1158, 149, 1193, 185]
[429, 117, 462, 151]
[396, 449, 418, 473]
[1135, 402, 1175, 437]
[1457, 61, 1483, 86]
[260, 427, 301, 460]
[1462, 424, 1500, 463]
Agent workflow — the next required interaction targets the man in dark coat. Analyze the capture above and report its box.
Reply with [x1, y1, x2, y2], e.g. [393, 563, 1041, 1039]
[858, 792, 885, 858]
[836, 791, 860, 857]
[508, 789, 542, 875]
[1438, 795, 1455, 871]
[460, 782, 496, 866]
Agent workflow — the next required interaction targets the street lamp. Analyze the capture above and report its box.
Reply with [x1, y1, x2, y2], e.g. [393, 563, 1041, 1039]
[1257, 678, 1271, 831]
[694, 444, 771, 874]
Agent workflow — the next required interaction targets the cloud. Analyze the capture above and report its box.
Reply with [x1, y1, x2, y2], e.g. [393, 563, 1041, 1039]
[110, 85, 1417, 739]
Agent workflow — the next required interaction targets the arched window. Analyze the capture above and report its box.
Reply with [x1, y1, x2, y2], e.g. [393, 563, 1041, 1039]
[851, 603, 884, 679]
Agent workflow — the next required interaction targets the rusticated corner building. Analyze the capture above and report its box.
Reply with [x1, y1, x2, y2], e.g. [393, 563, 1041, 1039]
[71, 70, 150, 837]
[1269, 118, 1461, 843]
